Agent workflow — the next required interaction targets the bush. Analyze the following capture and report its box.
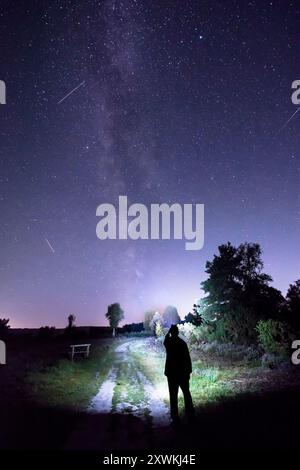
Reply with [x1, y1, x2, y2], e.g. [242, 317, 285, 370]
[178, 323, 213, 346]
[38, 326, 56, 339]
[149, 312, 163, 334]
[197, 367, 219, 383]
[206, 307, 258, 344]
[178, 323, 197, 344]
[143, 310, 156, 331]
[0, 318, 10, 338]
[261, 353, 284, 368]
[256, 319, 291, 355]
[155, 321, 164, 337]
[198, 341, 260, 362]
[122, 322, 144, 333]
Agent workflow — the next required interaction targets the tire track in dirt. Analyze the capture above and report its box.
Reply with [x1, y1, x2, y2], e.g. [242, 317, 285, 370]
[66, 339, 170, 450]
[88, 368, 117, 413]
[114, 341, 169, 426]
[88, 340, 169, 425]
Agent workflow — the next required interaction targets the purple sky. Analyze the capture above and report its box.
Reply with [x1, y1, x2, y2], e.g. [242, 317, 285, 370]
[0, 0, 299, 328]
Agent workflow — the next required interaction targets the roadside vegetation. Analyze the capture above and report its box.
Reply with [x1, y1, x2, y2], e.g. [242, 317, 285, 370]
[26, 341, 115, 410]
[131, 338, 265, 418]
[1, 240, 300, 450]
[18, 242, 300, 415]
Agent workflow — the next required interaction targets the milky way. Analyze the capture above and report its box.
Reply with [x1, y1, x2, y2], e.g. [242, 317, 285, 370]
[0, 1, 299, 327]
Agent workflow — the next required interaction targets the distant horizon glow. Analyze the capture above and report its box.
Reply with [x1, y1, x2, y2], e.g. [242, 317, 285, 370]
[4, 259, 295, 329]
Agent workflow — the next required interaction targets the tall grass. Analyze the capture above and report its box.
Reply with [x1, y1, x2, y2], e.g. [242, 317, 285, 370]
[26, 344, 114, 410]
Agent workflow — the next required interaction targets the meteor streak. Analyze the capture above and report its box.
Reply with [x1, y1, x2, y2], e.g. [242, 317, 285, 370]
[277, 106, 300, 133]
[58, 80, 85, 104]
[45, 238, 55, 253]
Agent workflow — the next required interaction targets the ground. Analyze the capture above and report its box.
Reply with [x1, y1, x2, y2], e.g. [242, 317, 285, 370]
[1, 335, 300, 452]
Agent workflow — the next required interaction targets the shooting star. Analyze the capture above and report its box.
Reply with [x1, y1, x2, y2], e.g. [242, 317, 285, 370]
[277, 106, 300, 134]
[58, 80, 85, 105]
[45, 238, 55, 254]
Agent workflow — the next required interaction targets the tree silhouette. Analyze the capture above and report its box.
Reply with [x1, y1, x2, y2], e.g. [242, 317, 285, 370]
[0, 318, 10, 337]
[162, 305, 181, 327]
[201, 242, 284, 340]
[64, 314, 76, 338]
[106, 303, 124, 337]
[67, 314, 76, 328]
[149, 311, 163, 333]
[38, 326, 56, 339]
[286, 280, 300, 330]
[185, 303, 202, 325]
[143, 310, 156, 331]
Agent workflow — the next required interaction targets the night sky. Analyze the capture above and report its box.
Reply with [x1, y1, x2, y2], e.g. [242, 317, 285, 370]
[0, 0, 299, 328]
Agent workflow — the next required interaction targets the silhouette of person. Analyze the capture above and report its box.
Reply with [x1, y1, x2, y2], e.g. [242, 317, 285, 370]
[164, 324, 194, 423]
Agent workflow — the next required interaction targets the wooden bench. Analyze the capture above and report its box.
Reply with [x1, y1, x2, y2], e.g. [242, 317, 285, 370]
[69, 343, 91, 361]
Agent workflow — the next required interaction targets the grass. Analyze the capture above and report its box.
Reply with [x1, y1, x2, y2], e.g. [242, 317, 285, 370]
[3, 336, 300, 452]
[26, 342, 115, 410]
[112, 358, 148, 416]
[189, 363, 236, 406]
[25, 338, 152, 417]
[23, 336, 285, 418]
[130, 340, 264, 415]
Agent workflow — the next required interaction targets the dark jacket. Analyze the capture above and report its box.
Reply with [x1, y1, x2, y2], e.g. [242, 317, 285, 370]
[164, 334, 192, 378]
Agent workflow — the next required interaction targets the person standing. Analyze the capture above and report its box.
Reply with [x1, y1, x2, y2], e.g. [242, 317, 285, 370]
[164, 324, 194, 423]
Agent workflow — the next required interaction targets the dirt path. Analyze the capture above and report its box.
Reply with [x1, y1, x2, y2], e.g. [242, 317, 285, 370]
[88, 368, 117, 413]
[89, 340, 169, 425]
[66, 339, 171, 450]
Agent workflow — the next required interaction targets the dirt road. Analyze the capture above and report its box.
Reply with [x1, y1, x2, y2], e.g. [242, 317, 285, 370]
[66, 339, 173, 450]
[89, 341, 169, 425]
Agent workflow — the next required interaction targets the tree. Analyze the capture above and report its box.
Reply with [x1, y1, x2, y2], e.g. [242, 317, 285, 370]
[184, 312, 194, 324]
[185, 301, 203, 325]
[149, 311, 163, 334]
[162, 305, 181, 327]
[64, 314, 77, 338]
[286, 280, 300, 330]
[256, 319, 291, 355]
[67, 314, 76, 329]
[106, 303, 124, 337]
[155, 321, 164, 337]
[200, 242, 284, 342]
[38, 326, 56, 339]
[0, 318, 10, 337]
[122, 322, 143, 333]
[143, 310, 156, 331]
